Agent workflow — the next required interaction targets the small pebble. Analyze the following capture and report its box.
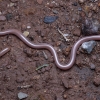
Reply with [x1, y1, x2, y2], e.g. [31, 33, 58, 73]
[43, 16, 58, 24]
[72, 2, 78, 6]
[16, 77, 24, 83]
[0, 12, 2, 15]
[93, 75, 100, 86]
[56, 41, 61, 46]
[62, 46, 71, 56]
[6, 85, 14, 92]
[73, 28, 81, 36]
[88, 12, 92, 18]
[6, 65, 11, 69]
[56, 94, 64, 100]
[81, 18, 100, 35]
[78, 7, 82, 11]
[8, 3, 15, 7]
[27, 23, 31, 29]
[6, 13, 13, 21]
[24, 8, 35, 15]
[21, 24, 26, 30]
[37, 0, 43, 4]
[62, 78, 69, 89]
[23, 48, 33, 57]
[18, 92, 28, 100]
[10, 0, 18, 2]
[78, 0, 85, 3]
[92, 5, 97, 11]
[0, 15, 6, 21]
[81, 41, 96, 54]
[29, 36, 34, 41]
[63, 94, 67, 99]
[52, 10, 58, 14]
[90, 0, 98, 2]
[75, 56, 82, 67]
[27, 26, 31, 29]
[98, 3, 100, 7]
[89, 63, 96, 70]
[23, 31, 29, 37]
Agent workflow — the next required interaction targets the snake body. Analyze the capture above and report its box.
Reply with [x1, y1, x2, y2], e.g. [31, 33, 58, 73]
[0, 29, 99, 70]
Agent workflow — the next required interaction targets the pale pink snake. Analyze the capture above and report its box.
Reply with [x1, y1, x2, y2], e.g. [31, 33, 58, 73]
[0, 29, 99, 70]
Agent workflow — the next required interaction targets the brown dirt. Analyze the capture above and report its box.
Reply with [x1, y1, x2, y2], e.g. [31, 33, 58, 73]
[0, 0, 100, 100]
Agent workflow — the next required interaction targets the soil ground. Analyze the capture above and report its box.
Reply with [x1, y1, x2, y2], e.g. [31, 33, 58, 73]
[0, 0, 100, 100]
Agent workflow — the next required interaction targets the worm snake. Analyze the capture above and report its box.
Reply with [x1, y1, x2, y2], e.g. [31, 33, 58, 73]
[0, 47, 10, 57]
[0, 29, 99, 70]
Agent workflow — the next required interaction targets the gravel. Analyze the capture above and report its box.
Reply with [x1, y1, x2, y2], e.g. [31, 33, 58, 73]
[81, 41, 96, 54]
[18, 92, 28, 100]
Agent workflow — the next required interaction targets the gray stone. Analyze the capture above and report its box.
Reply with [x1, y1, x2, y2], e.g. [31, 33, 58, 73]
[89, 63, 96, 70]
[0, 16, 6, 21]
[18, 92, 28, 99]
[52, 10, 58, 14]
[81, 41, 96, 54]
[90, 0, 98, 2]
[43, 16, 58, 24]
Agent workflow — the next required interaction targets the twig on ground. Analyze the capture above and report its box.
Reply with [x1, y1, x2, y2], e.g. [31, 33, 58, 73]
[57, 28, 70, 41]
[43, 51, 48, 60]
[36, 64, 49, 70]
[17, 85, 32, 89]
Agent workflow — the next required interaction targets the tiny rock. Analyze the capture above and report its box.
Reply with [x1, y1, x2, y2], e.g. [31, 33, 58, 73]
[75, 56, 82, 67]
[81, 18, 100, 35]
[27, 26, 31, 29]
[10, 0, 18, 2]
[27, 23, 31, 29]
[61, 77, 73, 89]
[16, 76, 24, 83]
[90, 0, 98, 2]
[32, 75, 40, 80]
[18, 92, 28, 100]
[6, 85, 14, 92]
[92, 5, 97, 11]
[37, 0, 43, 4]
[23, 48, 33, 57]
[62, 78, 69, 89]
[6, 13, 13, 21]
[9, 3, 15, 7]
[43, 16, 58, 24]
[78, 0, 86, 3]
[56, 41, 62, 46]
[56, 94, 64, 100]
[8, 3, 15, 7]
[73, 28, 81, 36]
[24, 8, 35, 15]
[92, 55, 96, 60]
[81, 41, 96, 54]
[62, 46, 71, 56]
[23, 31, 29, 37]
[21, 24, 26, 30]
[98, 3, 100, 7]
[72, 2, 78, 6]
[95, 67, 100, 73]
[93, 75, 100, 86]
[88, 12, 92, 18]
[89, 63, 96, 70]
[52, 10, 58, 14]
[84, 5, 90, 13]
[63, 94, 67, 99]
[0, 15, 6, 21]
